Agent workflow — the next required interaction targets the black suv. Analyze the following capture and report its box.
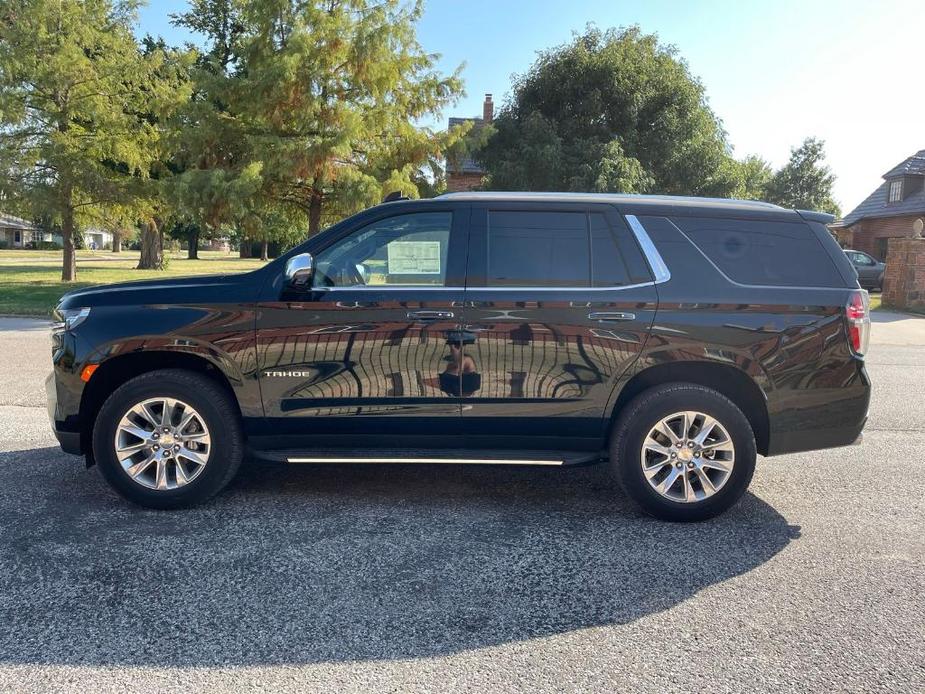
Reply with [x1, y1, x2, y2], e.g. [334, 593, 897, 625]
[47, 193, 871, 520]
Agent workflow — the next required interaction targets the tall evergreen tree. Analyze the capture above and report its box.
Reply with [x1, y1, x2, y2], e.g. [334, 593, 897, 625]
[173, 0, 466, 238]
[0, 0, 171, 280]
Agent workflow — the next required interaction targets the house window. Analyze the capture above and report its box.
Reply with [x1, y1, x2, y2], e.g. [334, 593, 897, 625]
[889, 180, 902, 202]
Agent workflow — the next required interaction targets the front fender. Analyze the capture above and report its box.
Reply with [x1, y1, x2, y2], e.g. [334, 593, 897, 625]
[74, 304, 261, 418]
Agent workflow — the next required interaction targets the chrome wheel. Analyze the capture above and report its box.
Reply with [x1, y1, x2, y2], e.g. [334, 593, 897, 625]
[640, 411, 735, 503]
[113, 397, 211, 491]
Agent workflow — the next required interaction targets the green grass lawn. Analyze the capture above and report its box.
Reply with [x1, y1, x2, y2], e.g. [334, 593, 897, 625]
[0, 249, 268, 316]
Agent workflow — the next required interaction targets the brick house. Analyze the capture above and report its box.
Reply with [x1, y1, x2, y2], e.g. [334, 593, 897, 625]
[446, 94, 494, 192]
[831, 149, 925, 259]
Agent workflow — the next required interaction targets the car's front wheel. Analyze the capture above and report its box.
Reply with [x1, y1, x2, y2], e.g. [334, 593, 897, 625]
[610, 383, 756, 521]
[92, 369, 244, 509]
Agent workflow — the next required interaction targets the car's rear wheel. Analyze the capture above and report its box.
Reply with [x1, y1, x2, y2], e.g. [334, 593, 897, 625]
[92, 369, 244, 509]
[610, 383, 756, 521]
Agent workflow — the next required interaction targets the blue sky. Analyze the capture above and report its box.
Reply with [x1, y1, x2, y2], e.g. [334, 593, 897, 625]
[139, 0, 925, 212]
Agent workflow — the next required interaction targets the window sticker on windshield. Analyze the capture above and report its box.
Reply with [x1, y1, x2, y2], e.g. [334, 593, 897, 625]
[387, 241, 441, 274]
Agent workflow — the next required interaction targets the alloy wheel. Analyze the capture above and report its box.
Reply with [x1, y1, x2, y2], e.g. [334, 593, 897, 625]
[640, 411, 735, 503]
[113, 397, 212, 490]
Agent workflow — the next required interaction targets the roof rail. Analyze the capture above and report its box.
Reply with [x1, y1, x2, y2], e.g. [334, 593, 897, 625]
[382, 191, 410, 203]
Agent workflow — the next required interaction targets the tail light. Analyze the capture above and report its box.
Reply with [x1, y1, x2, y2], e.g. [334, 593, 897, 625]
[846, 290, 870, 356]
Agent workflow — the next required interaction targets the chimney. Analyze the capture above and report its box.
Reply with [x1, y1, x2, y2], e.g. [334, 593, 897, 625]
[482, 93, 493, 123]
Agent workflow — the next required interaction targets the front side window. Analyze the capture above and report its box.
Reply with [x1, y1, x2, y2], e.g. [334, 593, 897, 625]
[889, 180, 902, 203]
[312, 212, 452, 288]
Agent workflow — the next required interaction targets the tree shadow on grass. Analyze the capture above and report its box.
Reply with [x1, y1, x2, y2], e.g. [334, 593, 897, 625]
[0, 447, 799, 667]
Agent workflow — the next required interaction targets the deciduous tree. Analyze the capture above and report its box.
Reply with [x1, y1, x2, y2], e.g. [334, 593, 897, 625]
[764, 138, 840, 216]
[477, 26, 739, 197]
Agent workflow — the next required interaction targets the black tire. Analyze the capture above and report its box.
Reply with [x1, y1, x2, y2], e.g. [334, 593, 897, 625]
[610, 383, 756, 522]
[92, 369, 244, 509]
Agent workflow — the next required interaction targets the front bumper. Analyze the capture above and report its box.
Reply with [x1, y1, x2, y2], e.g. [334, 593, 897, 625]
[46, 365, 83, 456]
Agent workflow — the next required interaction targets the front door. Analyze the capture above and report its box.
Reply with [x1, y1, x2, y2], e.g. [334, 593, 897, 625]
[254, 206, 469, 449]
[459, 203, 658, 447]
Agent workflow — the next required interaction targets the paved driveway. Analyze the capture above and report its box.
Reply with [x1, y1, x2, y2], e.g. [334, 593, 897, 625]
[0, 313, 923, 692]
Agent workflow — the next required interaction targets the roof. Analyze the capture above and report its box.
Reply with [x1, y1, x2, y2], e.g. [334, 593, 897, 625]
[437, 191, 786, 212]
[883, 149, 925, 178]
[447, 116, 485, 175]
[841, 176, 925, 227]
[0, 213, 34, 231]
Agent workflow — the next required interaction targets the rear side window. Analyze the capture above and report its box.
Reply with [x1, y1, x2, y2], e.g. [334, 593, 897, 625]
[485, 210, 651, 288]
[487, 211, 589, 287]
[591, 213, 652, 286]
[672, 216, 844, 287]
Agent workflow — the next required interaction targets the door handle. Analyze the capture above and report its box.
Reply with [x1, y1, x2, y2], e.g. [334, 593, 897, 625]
[588, 311, 636, 322]
[407, 310, 454, 320]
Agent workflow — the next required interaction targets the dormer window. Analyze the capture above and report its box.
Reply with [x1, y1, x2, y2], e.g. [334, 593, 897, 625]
[889, 180, 903, 203]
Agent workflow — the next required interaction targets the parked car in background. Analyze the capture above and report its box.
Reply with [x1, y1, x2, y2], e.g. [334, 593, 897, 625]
[46, 193, 871, 521]
[845, 249, 885, 291]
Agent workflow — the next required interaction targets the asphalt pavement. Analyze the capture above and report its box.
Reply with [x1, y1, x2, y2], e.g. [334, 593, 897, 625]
[0, 312, 922, 693]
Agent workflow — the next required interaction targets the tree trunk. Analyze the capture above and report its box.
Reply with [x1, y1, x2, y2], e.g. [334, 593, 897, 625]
[308, 189, 323, 237]
[188, 227, 199, 259]
[112, 229, 122, 253]
[260, 239, 269, 261]
[137, 219, 163, 269]
[239, 238, 251, 258]
[61, 200, 76, 281]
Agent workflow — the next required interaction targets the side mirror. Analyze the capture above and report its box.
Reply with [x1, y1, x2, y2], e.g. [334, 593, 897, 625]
[285, 252, 314, 287]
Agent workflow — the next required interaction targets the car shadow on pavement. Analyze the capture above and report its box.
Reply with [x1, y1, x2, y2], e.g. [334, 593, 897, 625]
[0, 448, 800, 667]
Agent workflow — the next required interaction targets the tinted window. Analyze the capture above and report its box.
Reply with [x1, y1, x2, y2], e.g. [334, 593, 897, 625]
[673, 216, 844, 287]
[313, 212, 451, 288]
[487, 211, 590, 287]
[590, 213, 653, 286]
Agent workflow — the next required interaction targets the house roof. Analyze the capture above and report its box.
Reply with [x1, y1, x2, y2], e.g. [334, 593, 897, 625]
[883, 149, 925, 177]
[0, 213, 34, 231]
[446, 116, 485, 175]
[838, 150, 925, 226]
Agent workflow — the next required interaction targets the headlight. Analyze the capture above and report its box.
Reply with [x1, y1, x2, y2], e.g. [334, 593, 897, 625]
[52, 307, 91, 332]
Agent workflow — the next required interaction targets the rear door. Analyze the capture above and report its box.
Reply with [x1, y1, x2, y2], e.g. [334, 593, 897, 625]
[459, 202, 658, 445]
[254, 204, 469, 448]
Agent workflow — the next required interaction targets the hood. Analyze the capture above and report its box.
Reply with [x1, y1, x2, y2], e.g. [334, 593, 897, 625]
[57, 272, 261, 310]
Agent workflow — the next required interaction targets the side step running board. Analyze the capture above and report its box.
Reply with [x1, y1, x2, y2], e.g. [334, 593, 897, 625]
[250, 448, 602, 467]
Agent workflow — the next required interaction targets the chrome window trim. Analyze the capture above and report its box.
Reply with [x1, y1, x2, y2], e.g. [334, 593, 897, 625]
[464, 281, 656, 292]
[312, 285, 458, 291]
[624, 214, 671, 283]
[312, 281, 657, 293]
